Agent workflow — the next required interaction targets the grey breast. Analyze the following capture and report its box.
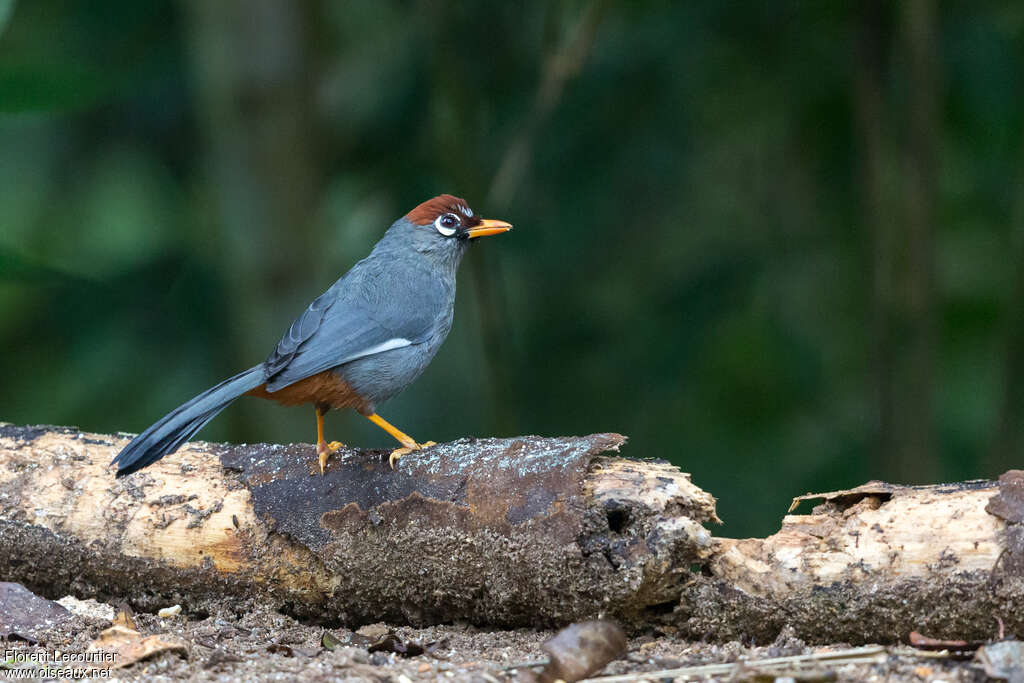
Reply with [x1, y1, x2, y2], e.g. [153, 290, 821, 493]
[336, 257, 456, 407]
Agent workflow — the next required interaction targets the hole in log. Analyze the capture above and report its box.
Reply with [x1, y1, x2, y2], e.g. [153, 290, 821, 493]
[643, 600, 678, 616]
[278, 601, 346, 629]
[606, 508, 631, 534]
[789, 483, 895, 514]
[812, 492, 892, 515]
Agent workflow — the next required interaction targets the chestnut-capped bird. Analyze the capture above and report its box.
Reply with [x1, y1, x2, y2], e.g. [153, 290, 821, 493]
[111, 195, 511, 477]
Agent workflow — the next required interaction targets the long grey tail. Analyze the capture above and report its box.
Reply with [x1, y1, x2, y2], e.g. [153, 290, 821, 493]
[111, 366, 264, 477]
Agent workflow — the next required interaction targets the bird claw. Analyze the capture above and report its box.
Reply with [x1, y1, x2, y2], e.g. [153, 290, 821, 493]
[388, 441, 437, 469]
[317, 440, 345, 474]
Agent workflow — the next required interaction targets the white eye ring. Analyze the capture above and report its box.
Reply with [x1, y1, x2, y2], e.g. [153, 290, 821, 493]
[434, 213, 459, 236]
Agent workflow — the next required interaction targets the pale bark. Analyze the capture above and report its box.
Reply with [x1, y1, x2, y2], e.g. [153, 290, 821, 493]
[682, 475, 1024, 643]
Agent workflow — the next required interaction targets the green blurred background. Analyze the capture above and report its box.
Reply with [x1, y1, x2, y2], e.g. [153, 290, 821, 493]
[1, 1, 1022, 537]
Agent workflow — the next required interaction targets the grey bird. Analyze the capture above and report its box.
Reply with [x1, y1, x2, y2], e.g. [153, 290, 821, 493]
[111, 195, 512, 477]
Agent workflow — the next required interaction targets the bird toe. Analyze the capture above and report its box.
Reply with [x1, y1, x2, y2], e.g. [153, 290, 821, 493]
[389, 446, 413, 469]
[316, 440, 345, 474]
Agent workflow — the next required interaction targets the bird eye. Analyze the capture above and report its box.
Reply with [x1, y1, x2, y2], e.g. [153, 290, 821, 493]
[434, 213, 460, 236]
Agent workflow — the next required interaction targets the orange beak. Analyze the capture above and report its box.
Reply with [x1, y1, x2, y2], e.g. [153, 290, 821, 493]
[466, 218, 513, 239]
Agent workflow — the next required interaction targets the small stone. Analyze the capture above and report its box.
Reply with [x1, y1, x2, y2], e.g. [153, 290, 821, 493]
[355, 623, 389, 640]
[157, 604, 182, 618]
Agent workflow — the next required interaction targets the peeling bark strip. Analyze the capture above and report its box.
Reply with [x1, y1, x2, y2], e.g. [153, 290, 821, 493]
[2, 423, 1023, 643]
[0, 424, 715, 628]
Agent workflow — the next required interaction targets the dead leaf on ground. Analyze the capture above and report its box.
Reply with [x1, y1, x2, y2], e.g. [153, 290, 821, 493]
[368, 633, 426, 657]
[369, 633, 449, 658]
[0, 582, 70, 643]
[321, 629, 447, 658]
[321, 630, 345, 651]
[368, 634, 424, 657]
[537, 620, 627, 683]
[112, 602, 137, 630]
[322, 630, 373, 649]
[908, 630, 980, 656]
[90, 624, 186, 669]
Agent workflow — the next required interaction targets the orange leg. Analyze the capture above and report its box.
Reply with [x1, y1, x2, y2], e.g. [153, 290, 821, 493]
[364, 413, 435, 468]
[315, 406, 344, 474]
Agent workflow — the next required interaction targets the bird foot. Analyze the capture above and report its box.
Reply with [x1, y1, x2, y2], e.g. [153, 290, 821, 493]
[317, 440, 344, 474]
[388, 441, 437, 469]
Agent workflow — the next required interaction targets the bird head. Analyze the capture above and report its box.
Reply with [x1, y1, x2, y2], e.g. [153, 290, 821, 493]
[382, 195, 511, 267]
[406, 194, 512, 239]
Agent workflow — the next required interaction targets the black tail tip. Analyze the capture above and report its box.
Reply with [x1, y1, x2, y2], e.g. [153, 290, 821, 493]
[112, 458, 146, 478]
[110, 452, 141, 478]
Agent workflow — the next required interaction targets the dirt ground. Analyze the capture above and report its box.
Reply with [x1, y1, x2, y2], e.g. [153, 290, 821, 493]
[1, 597, 1002, 682]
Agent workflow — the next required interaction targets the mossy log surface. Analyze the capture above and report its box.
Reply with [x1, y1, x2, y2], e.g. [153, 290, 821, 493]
[1, 422, 1021, 643]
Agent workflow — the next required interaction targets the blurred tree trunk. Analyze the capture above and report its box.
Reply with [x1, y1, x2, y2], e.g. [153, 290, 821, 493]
[475, 1, 607, 435]
[896, 0, 939, 482]
[857, 0, 939, 482]
[989, 144, 1024, 470]
[183, 0, 323, 437]
[855, 0, 895, 478]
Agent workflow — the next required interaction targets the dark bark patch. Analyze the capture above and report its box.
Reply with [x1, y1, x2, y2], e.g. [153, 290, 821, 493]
[986, 470, 1024, 524]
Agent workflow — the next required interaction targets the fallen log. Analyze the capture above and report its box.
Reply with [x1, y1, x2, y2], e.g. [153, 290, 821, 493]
[0, 423, 717, 628]
[1, 423, 1022, 643]
[678, 473, 1024, 643]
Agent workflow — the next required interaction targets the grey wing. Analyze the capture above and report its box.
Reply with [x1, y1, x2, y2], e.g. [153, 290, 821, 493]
[263, 288, 336, 379]
[262, 266, 443, 391]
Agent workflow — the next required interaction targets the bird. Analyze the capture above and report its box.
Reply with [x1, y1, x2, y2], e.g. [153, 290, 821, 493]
[111, 194, 511, 477]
